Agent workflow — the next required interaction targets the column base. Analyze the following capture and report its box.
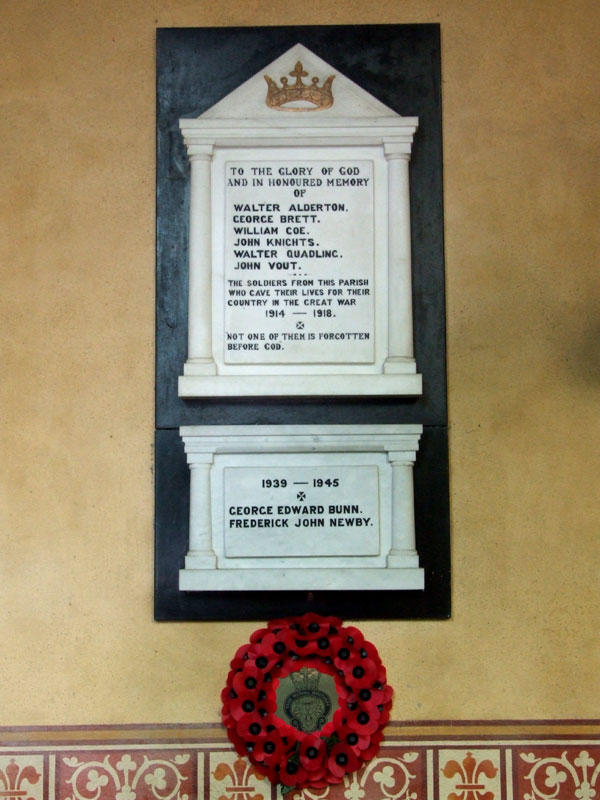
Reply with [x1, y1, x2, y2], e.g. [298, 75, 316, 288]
[184, 552, 217, 569]
[183, 358, 217, 376]
[383, 357, 417, 374]
[387, 549, 420, 568]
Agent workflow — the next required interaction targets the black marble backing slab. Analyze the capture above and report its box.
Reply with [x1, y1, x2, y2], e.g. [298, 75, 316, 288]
[155, 425, 450, 620]
[155, 24, 450, 620]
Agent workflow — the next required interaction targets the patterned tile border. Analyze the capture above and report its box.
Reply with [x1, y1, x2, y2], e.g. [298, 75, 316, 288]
[0, 721, 598, 800]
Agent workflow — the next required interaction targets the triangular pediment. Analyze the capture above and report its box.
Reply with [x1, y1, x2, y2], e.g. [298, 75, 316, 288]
[200, 43, 401, 120]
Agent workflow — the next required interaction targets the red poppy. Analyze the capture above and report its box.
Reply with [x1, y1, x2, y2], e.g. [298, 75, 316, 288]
[229, 690, 263, 721]
[305, 776, 329, 789]
[361, 728, 385, 761]
[226, 727, 248, 755]
[257, 630, 294, 663]
[358, 640, 380, 662]
[232, 663, 262, 695]
[280, 757, 308, 787]
[336, 722, 371, 753]
[257, 697, 277, 717]
[376, 704, 391, 727]
[230, 642, 254, 664]
[354, 684, 385, 706]
[237, 711, 265, 740]
[266, 617, 291, 631]
[374, 664, 387, 684]
[299, 734, 328, 772]
[286, 636, 322, 657]
[249, 627, 268, 644]
[327, 741, 361, 778]
[246, 651, 280, 674]
[280, 727, 304, 752]
[332, 644, 357, 672]
[381, 683, 393, 704]
[254, 730, 288, 765]
[344, 656, 378, 691]
[301, 613, 341, 640]
[341, 625, 365, 648]
[346, 704, 381, 735]
[221, 683, 237, 704]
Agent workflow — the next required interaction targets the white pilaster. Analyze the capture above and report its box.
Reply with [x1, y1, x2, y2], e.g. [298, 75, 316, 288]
[383, 143, 415, 373]
[386, 450, 419, 568]
[184, 146, 217, 375]
[185, 454, 217, 569]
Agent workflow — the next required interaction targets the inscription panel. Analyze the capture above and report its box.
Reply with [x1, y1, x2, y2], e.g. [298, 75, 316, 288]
[209, 145, 393, 385]
[212, 451, 390, 569]
[223, 159, 375, 364]
[223, 465, 380, 557]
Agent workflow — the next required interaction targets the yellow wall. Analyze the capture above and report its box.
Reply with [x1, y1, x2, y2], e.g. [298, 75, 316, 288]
[1, 0, 598, 726]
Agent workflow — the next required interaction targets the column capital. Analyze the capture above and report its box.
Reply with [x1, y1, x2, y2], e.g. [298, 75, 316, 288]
[387, 450, 418, 466]
[188, 143, 214, 161]
[186, 452, 215, 467]
[384, 141, 411, 161]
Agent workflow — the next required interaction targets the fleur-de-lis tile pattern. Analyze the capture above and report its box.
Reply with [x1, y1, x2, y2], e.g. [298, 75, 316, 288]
[440, 750, 500, 800]
[0, 721, 597, 800]
[211, 752, 268, 800]
[0, 756, 43, 800]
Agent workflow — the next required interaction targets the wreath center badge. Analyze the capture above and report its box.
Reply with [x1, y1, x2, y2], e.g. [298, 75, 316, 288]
[281, 667, 333, 732]
[221, 614, 393, 792]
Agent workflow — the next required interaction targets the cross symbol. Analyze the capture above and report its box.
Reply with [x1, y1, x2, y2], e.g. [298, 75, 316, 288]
[297, 491, 306, 501]
[296, 321, 304, 330]
[290, 61, 308, 86]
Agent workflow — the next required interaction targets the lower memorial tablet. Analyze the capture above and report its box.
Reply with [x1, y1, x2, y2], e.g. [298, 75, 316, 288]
[178, 425, 423, 591]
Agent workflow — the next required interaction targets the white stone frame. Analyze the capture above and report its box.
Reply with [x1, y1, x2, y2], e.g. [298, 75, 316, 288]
[179, 425, 423, 591]
[177, 46, 421, 398]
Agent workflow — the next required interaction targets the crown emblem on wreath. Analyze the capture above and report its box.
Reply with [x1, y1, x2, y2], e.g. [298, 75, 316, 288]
[264, 61, 335, 111]
[289, 667, 322, 690]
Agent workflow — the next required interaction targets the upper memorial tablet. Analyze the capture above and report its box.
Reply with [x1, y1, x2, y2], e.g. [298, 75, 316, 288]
[178, 43, 421, 398]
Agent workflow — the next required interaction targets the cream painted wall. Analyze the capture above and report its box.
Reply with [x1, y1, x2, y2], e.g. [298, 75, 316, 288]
[1, 0, 598, 725]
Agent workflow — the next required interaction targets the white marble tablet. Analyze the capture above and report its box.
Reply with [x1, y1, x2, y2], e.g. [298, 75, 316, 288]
[178, 425, 424, 591]
[178, 43, 421, 398]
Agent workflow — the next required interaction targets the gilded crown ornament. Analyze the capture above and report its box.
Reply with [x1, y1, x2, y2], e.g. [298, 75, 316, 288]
[264, 61, 335, 111]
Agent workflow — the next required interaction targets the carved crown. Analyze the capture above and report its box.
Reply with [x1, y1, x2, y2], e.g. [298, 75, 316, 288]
[264, 61, 335, 111]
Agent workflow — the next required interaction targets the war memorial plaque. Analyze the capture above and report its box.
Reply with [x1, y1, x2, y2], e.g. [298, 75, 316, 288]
[178, 425, 424, 592]
[155, 25, 450, 621]
[177, 43, 422, 397]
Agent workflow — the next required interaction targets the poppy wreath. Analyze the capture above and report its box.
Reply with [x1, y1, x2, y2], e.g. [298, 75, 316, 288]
[221, 613, 393, 792]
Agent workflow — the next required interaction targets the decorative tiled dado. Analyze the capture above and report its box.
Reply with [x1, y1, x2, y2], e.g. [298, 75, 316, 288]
[515, 746, 600, 800]
[0, 755, 44, 800]
[208, 751, 271, 800]
[439, 749, 501, 799]
[56, 750, 195, 800]
[0, 722, 597, 800]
